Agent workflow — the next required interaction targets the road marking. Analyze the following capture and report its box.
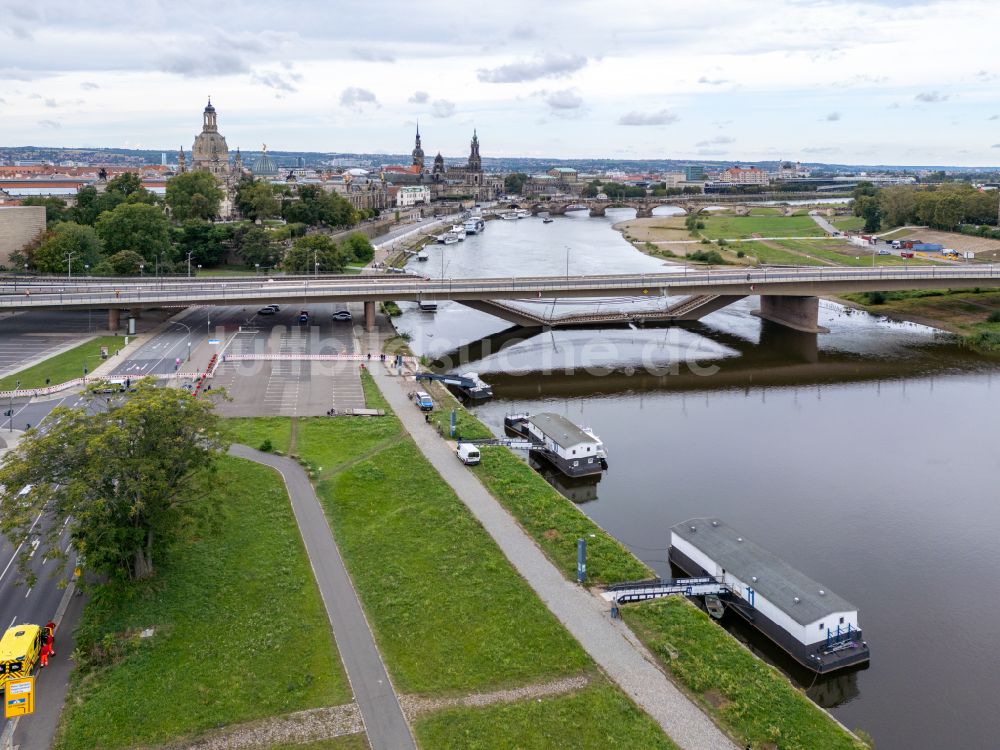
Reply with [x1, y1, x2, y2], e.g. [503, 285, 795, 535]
[7, 616, 14, 630]
[23, 588, 31, 598]
[0, 512, 43, 584]
[28, 540, 39, 558]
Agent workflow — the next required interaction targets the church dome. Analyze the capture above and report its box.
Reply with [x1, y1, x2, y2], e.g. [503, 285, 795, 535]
[250, 148, 279, 177]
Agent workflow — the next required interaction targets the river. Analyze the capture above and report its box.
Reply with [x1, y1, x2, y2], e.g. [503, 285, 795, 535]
[396, 208, 996, 750]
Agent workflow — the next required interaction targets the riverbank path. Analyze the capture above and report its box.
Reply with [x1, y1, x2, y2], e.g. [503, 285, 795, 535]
[368, 365, 737, 750]
[228, 445, 416, 750]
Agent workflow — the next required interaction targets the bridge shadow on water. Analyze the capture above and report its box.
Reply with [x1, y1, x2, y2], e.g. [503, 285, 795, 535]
[430, 318, 987, 399]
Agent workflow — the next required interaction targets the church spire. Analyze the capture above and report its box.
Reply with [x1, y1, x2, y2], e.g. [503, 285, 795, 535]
[412, 121, 425, 169]
[467, 129, 481, 173]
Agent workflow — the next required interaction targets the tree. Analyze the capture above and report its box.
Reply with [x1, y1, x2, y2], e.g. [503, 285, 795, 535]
[106, 172, 143, 197]
[932, 194, 962, 230]
[283, 234, 347, 274]
[857, 196, 882, 232]
[879, 187, 917, 229]
[95, 250, 147, 275]
[29, 222, 104, 273]
[235, 178, 280, 222]
[0, 382, 227, 582]
[21, 196, 67, 226]
[173, 220, 233, 266]
[166, 171, 224, 221]
[852, 181, 878, 200]
[281, 185, 358, 228]
[236, 227, 280, 269]
[340, 232, 374, 264]
[95, 202, 171, 263]
[503, 172, 529, 195]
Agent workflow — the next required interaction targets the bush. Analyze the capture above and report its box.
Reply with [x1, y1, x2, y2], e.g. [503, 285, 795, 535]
[865, 291, 887, 305]
[717, 238, 728, 246]
[688, 250, 726, 264]
[258, 438, 273, 453]
[987, 310, 1000, 323]
[736, 250, 746, 258]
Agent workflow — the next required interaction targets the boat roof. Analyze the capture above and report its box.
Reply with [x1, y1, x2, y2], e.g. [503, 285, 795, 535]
[528, 413, 598, 448]
[0, 624, 39, 661]
[671, 518, 856, 626]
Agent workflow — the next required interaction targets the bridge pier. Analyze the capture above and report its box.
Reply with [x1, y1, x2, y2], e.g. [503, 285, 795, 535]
[363, 300, 376, 332]
[589, 206, 606, 217]
[108, 308, 121, 331]
[635, 207, 654, 218]
[753, 295, 829, 334]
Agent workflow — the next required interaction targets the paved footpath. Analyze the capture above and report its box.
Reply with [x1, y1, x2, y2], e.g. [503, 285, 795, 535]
[370, 365, 736, 750]
[229, 445, 416, 750]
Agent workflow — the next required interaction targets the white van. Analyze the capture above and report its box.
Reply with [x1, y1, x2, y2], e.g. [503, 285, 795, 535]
[456, 443, 481, 466]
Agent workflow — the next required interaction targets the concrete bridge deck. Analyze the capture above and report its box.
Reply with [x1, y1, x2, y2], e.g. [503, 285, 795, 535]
[3, 265, 997, 334]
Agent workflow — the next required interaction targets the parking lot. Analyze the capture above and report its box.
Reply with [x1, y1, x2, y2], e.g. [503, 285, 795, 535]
[214, 304, 367, 417]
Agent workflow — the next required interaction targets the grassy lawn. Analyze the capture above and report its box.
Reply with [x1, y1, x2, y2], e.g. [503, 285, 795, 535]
[700, 214, 826, 240]
[221, 416, 294, 454]
[473, 447, 651, 585]
[734, 242, 827, 266]
[55, 456, 350, 750]
[295, 416, 402, 478]
[772, 239, 910, 267]
[623, 598, 866, 750]
[0, 336, 122, 390]
[414, 682, 678, 749]
[746, 207, 783, 216]
[828, 215, 865, 232]
[315, 437, 591, 694]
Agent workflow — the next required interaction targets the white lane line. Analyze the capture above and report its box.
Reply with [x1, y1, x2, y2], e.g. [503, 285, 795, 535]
[0, 512, 43, 584]
[7, 616, 15, 630]
[28, 540, 39, 558]
[23, 588, 31, 598]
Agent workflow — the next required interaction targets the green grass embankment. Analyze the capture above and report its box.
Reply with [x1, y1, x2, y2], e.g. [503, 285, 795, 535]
[473, 447, 651, 585]
[222, 416, 294, 454]
[55, 456, 349, 750]
[699, 215, 826, 240]
[623, 599, 866, 750]
[414, 683, 678, 749]
[0, 336, 123, 390]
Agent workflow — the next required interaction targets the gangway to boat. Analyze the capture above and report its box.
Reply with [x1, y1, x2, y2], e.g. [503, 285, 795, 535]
[464, 437, 535, 450]
[602, 576, 729, 605]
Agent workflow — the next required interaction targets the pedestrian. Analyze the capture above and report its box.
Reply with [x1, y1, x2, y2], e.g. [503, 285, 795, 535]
[25, 290, 29, 297]
[115, 289, 120, 299]
[367, 352, 371, 361]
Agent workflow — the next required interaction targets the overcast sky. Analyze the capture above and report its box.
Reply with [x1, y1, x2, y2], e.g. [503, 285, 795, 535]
[2, 0, 999, 166]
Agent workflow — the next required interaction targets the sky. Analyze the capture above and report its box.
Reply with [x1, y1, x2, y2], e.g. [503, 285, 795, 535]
[2, 0, 1000, 166]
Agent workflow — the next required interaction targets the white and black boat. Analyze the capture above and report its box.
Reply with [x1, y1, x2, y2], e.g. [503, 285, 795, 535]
[464, 217, 485, 234]
[504, 412, 608, 478]
[416, 250, 429, 261]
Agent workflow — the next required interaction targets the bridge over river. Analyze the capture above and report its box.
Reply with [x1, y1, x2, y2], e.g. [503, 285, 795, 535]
[3, 265, 997, 334]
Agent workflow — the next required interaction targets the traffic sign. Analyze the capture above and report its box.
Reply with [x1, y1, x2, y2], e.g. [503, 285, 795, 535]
[5, 676, 34, 717]
[207, 339, 220, 345]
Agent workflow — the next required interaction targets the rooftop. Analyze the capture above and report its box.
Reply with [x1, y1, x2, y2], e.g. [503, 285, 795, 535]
[529, 413, 598, 448]
[671, 518, 856, 626]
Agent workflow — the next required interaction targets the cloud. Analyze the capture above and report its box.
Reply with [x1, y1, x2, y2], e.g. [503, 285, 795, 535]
[161, 51, 250, 77]
[915, 91, 948, 103]
[0, 68, 39, 81]
[251, 69, 302, 94]
[509, 22, 536, 39]
[44, 98, 58, 108]
[698, 76, 728, 85]
[976, 70, 997, 82]
[990, 114, 1000, 121]
[430, 99, 455, 118]
[824, 111, 841, 121]
[477, 54, 587, 83]
[695, 135, 735, 147]
[408, 91, 429, 104]
[544, 89, 583, 110]
[81, 81, 99, 90]
[992, 144, 1000, 149]
[618, 109, 679, 126]
[802, 146, 840, 154]
[351, 47, 395, 63]
[339, 86, 378, 109]
[38, 119, 60, 128]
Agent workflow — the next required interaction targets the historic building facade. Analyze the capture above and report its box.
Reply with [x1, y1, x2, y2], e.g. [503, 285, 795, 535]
[383, 127, 501, 202]
[190, 99, 230, 178]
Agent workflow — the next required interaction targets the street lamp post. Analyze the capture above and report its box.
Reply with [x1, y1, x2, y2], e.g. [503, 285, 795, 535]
[139, 264, 144, 277]
[255, 263, 260, 276]
[186, 251, 193, 278]
[9, 380, 19, 433]
[66, 251, 75, 280]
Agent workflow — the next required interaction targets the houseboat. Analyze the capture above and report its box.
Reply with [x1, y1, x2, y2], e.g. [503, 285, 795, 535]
[669, 518, 870, 674]
[416, 250, 429, 261]
[504, 412, 608, 478]
[418, 300, 438, 312]
[443, 233, 461, 245]
[464, 217, 486, 234]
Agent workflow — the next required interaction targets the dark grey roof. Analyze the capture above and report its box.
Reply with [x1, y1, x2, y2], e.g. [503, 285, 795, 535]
[529, 413, 596, 449]
[671, 518, 856, 626]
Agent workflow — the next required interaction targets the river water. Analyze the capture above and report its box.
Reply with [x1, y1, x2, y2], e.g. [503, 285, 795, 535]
[396, 209, 997, 750]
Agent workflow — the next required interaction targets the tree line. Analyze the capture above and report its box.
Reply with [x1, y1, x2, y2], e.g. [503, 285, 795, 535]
[851, 181, 999, 233]
[15, 171, 373, 275]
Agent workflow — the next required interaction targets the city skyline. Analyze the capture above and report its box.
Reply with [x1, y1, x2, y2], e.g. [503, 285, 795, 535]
[3, 0, 1000, 166]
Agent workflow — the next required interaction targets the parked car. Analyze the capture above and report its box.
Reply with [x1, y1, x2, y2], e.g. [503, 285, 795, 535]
[257, 307, 276, 315]
[900, 251, 915, 259]
[414, 391, 434, 411]
[332, 310, 353, 321]
[877, 249, 891, 256]
[298, 310, 310, 323]
[266, 304, 280, 311]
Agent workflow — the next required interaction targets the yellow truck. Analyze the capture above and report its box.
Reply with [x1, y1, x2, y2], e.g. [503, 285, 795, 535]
[0, 624, 42, 691]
